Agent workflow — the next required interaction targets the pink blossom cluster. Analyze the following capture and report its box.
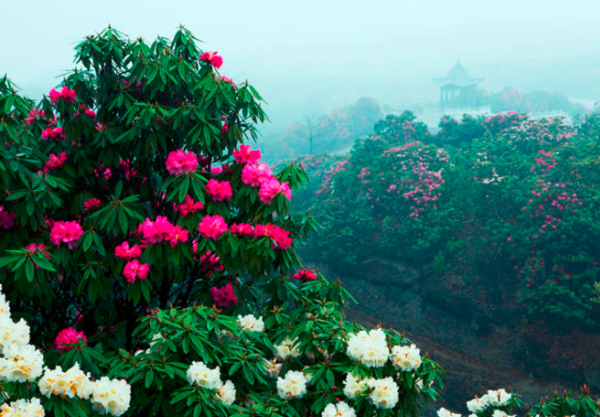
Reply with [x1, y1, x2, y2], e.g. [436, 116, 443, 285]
[505, 118, 575, 143]
[139, 216, 189, 247]
[165, 149, 198, 175]
[49, 86, 77, 104]
[530, 150, 557, 172]
[233, 144, 261, 164]
[26, 108, 46, 125]
[293, 269, 317, 282]
[484, 111, 524, 132]
[115, 241, 142, 260]
[206, 179, 233, 202]
[316, 160, 349, 195]
[123, 259, 150, 283]
[198, 215, 228, 241]
[45, 152, 68, 171]
[241, 162, 275, 187]
[41, 126, 64, 141]
[254, 223, 293, 250]
[174, 194, 204, 217]
[230, 222, 254, 237]
[75, 108, 96, 119]
[54, 327, 87, 350]
[83, 198, 101, 212]
[210, 283, 237, 307]
[26, 243, 51, 269]
[49, 220, 83, 249]
[0, 206, 16, 229]
[199, 51, 223, 69]
[118, 159, 138, 180]
[258, 179, 292, 205]
[199, 251, 224, 272]
[521, 180, 581, 235]
[218, 75, 235, 88]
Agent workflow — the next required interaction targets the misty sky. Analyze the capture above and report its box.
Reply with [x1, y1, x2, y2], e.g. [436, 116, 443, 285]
[2, 0, 599, 129]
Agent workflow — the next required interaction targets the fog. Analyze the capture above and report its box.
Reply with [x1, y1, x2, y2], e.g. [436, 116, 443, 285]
[1, 0, 599, 130]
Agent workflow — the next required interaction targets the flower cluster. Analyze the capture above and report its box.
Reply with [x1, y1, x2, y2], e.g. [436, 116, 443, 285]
[241, 162, 274, 187]
[41, 126, 64, 141]
[237, 314, 265, 332]
[233, 144, 261, 164]
[210, 283, 237, 307]
[206, 179, 233, 202]
[275, 337, 301, 361]
[0, 207, 15, 229]
[165, 149, 198, 175]
[199, 51, 223, 69]
[322, 402, 356, 417]
[346, 329, 389, 367]
[54, 327, 87, 350]
[343, 373, 399, 409]
[26, 108, 46, 125]
[174, 194, 204, 217]
[391, 343, 422, 371]
[83, 198, 101, 212]
[276, 370, 308, 400]
[45, 151, 68, 171]
[186, 361, 236, 405]
[0, 398, 44, 416]
[198, 215, 228, 241]
[139, 216, 189, 247]
[49, 220, 83, 249]
[115, 242, 142, 260]
[466, 389, 512, 413]
[122, 259, 150, 283]
[90, 377, 132, 416]
[49, 85, 77, 104]
[258, 178, 292, 205]
[292, 269, 317, 282]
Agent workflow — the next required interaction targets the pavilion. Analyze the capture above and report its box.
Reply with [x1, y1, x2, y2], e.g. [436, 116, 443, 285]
[434, 60, 482, 108]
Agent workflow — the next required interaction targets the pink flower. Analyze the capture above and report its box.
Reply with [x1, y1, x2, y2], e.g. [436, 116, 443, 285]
[139, 216, 174, 244]
[233, 144, 262, 164]
[41, 126, 64, 141]
[174, 195, 204, 217]
[293, 269, 317, 282]
[45, 152, 68, 171]
[254, 224, 293, 250]
[258, 179, 292, 205]
[0, 207, 16, 229]
[115, 242, 142, 260]
[123, 259, 150, 283]
[27, 108, 46, 125]
[49, 220, 83, 249]
[83, 198, 101, 212]
[165, 225, 189, 248]
[198, 215, 228, 241]
[200, 51, 223, 69]
[54, 327, 87, 350]
[199, 251, 224, 272]
[210, 283, 237, 307]
[165, 149, 198, 175]
[230, 223, 254, 237]
[49, 85, 76, 104]
[218, 75, 235, 88]
[210, 165, 223, 175]
[241, 162, 274, 187]
[206, 179, 233, 202]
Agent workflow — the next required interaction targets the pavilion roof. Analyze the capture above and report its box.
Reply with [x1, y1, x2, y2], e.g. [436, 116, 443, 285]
[435, 60, 482, 87]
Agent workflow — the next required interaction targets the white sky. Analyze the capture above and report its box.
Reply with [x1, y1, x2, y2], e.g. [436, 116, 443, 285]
[1, 0, 599, 127]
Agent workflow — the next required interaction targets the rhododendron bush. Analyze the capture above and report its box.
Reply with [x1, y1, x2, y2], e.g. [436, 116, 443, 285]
[300, 110, 600, 326]
[0, 27, 447, 416]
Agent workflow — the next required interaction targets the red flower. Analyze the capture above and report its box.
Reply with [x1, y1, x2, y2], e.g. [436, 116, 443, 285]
[210, 283, 237, 307]
[199, 51, 223, 69]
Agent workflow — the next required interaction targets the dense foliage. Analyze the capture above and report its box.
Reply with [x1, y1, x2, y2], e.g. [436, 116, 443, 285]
[0, 27, 447, 417]
[300, 110, 600, 327]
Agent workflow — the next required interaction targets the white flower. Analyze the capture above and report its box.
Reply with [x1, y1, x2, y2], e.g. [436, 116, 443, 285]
[343, 373, 368, 399]
[275, 337, 301, 361]
[322, 401, 356, 417]
[391, 344, 422, 371]
[186, 361, 223, 389]
[438, 407, 462, 417]
[90, 377, 131, 416]
[466, 396, 488, 414]
[263, 358, 282, 378]
[485, 389, 511, 407]
[0, 397, 44, 416]
[237, 314, 265, 332]
[276, 370, 308, 399]
[216, 380, 236, 405]
[367, 377, 399, 409]
[346, 329, 389, 367]
[0, 344, 44, 382]
[0, 316, 30, 350]
[38, 363, 93, 399]
[492, 411, 515, 417]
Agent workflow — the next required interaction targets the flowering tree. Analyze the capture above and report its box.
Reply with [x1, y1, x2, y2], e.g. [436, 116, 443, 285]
[0, 27, 445, 417]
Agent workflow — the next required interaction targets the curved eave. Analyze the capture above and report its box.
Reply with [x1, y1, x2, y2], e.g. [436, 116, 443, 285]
[433, 77, 483, 87]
